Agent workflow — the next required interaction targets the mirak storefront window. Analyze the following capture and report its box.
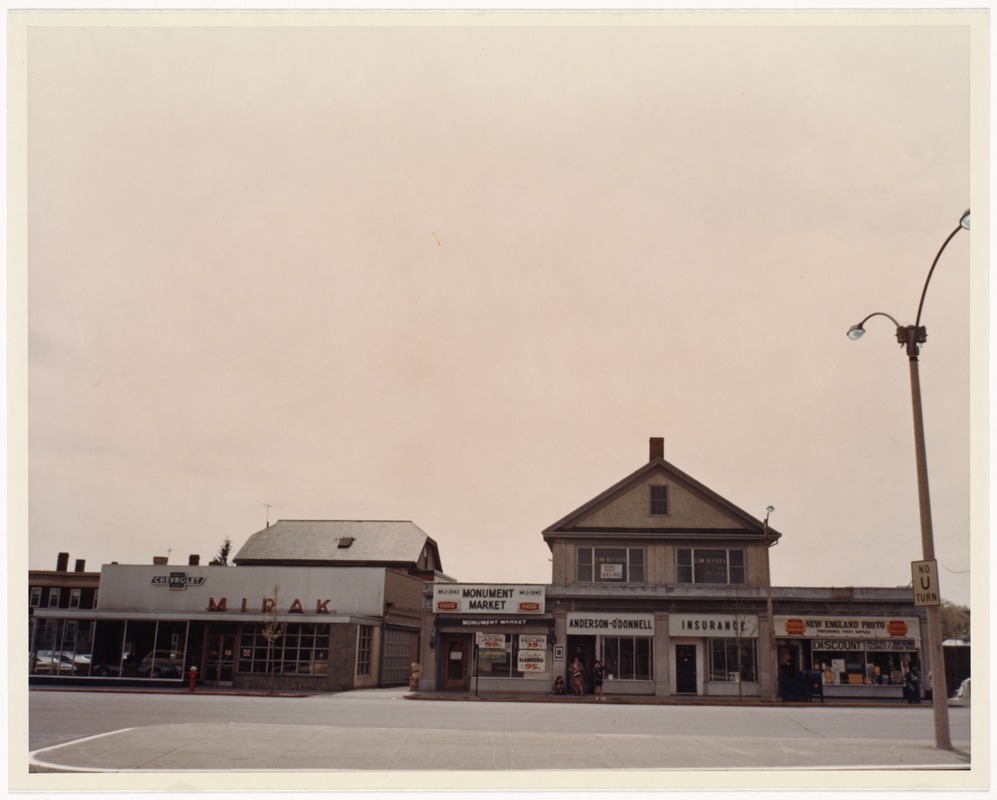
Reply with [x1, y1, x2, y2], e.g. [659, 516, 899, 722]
[356, 625, 373, 676]
[238, 623, 330, 675]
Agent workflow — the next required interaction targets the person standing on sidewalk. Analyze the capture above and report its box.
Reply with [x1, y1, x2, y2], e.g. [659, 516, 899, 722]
[570, 657, 585, 696]
[592, 659, 606, 700]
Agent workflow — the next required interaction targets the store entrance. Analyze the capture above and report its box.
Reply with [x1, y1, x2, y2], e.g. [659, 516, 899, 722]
[566, 636, 596, 694]
[205, 632, 236, 685]
[441, 635, 470, 691]
[675, 644, 697, 694]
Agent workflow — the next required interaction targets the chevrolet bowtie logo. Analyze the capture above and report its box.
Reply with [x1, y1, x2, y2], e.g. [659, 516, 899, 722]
[151, 572, 206, 590]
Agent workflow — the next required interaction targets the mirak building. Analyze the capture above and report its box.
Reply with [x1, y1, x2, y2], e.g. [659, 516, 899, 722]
[420, 438, 928, 701]
[29, 521, 448, 691]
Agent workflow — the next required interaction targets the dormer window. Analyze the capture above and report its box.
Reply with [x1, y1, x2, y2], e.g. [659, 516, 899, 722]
[650, 485, 669, 516]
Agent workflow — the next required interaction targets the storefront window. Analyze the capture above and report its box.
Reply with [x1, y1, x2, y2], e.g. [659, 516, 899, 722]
[91, 620, 126, 676]
[121, 621, 157, 678]
[708, 638, 757, 682]
[476, 636, 527, 678]
[577, 548, 646, 583]
[811, 642, 914, 686]
[677, 548, 745, 584]
[601, 637, 653, 680]
[239, 623, 331, 675]
[356, 625, 373, 676]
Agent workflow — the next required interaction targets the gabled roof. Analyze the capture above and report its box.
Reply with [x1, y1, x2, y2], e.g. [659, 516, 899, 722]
[233, 520, 443, 570]
[543, 456, 782, 542]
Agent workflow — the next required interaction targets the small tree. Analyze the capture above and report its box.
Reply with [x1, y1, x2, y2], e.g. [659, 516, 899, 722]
[210, 537, 232, 566]
[939, 601, 970, 641]
[261, 584, 287, 692]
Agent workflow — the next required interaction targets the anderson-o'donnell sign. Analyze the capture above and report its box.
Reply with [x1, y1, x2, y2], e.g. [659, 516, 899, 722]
[433, 584, 546, 614]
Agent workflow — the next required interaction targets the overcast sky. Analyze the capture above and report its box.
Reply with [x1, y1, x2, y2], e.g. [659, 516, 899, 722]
[17, 11, 984, 607]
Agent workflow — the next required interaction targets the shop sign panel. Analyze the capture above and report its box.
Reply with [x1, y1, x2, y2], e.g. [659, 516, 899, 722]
[668, 614, 758, 638]
[433, 584, 546, 614]
[519, 634, 547, 650]
[517, 649, 547, 673]
[774, 616, 921, 640]
[566, 613, 654, 634]
[475, 633, 506, 649]
[812, 639, 917, 652]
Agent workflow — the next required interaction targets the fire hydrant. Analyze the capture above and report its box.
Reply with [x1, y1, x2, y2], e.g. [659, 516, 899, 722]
[188, 666, 198, 692]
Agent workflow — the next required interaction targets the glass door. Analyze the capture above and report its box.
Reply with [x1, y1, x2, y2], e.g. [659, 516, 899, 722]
[206, 633, 236, 685]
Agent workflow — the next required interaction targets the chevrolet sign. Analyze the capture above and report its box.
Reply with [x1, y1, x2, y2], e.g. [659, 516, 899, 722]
[151, 572, 206, 590]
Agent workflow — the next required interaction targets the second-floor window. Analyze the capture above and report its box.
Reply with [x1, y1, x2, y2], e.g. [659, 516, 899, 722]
[677, 548, 746, 584]
[47, 588, 61, 608]
[577, 547, 645, 583]
[30, 587, 42, 607]
[69, 589, 82, 609]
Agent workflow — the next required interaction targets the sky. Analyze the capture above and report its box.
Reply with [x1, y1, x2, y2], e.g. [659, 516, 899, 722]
[15, 10, 984, 609]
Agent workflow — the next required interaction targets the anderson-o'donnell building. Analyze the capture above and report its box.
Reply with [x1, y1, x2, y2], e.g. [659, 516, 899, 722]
[31, 439, 930, 700]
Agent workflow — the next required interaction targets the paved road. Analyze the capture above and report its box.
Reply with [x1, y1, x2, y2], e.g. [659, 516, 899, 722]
[22, 687, 975, 789]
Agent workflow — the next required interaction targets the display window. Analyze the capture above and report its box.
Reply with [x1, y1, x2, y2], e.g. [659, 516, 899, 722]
[475, 634, 526, 678]
[238, 623, 331, 676]
[708, 638, 758, 683]
[601, 636, 653, 680]
[811, 641, 915, 686]
[29, 618, 95, 676]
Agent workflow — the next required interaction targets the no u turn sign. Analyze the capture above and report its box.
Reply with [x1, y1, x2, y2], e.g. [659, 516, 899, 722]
[911, 560, 941, 607]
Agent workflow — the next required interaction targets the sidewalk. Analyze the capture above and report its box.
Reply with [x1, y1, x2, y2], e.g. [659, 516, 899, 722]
[31, 683, 917, 707]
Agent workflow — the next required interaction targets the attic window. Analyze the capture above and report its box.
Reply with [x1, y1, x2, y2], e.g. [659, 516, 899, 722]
[338, 537, 355, 549]
[650, 485, 669, 515]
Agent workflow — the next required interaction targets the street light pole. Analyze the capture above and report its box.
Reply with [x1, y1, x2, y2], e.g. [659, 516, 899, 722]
[847, 209, 969, 751]
[763, 506, 777, 703]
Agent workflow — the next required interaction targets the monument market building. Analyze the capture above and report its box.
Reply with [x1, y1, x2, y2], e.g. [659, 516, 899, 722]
[418, 438, 929, 701]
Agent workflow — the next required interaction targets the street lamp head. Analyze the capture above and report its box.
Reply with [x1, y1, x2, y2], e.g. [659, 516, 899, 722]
[846, 324, 866, 341]
[960, 209, 970, 230]
[766, 506, 775, 515]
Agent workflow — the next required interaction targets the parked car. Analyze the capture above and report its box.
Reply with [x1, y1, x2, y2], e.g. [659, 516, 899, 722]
[948, 677, 971, 707]
[137, 650, 185, 678]
[31, 650, 77, 675]
[90, 661, 123, 677]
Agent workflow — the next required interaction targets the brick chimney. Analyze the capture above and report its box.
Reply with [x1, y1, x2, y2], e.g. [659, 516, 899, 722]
[56, 552, 69, 572]
[649, 437, 664, 462]
[189, 554, 200, 566]
[74, 559, 86, 572]
[153, 556, 168, 565]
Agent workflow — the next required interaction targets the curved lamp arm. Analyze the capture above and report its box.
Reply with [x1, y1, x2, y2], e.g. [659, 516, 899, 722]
[847, 311, 902, 340]
[915, 209, 970, 328]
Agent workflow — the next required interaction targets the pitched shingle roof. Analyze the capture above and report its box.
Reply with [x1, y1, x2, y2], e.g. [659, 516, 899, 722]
[233, 520, 439, 567]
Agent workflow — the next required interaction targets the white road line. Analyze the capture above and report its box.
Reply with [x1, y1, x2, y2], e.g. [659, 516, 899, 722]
[29, 727, 138, 772]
